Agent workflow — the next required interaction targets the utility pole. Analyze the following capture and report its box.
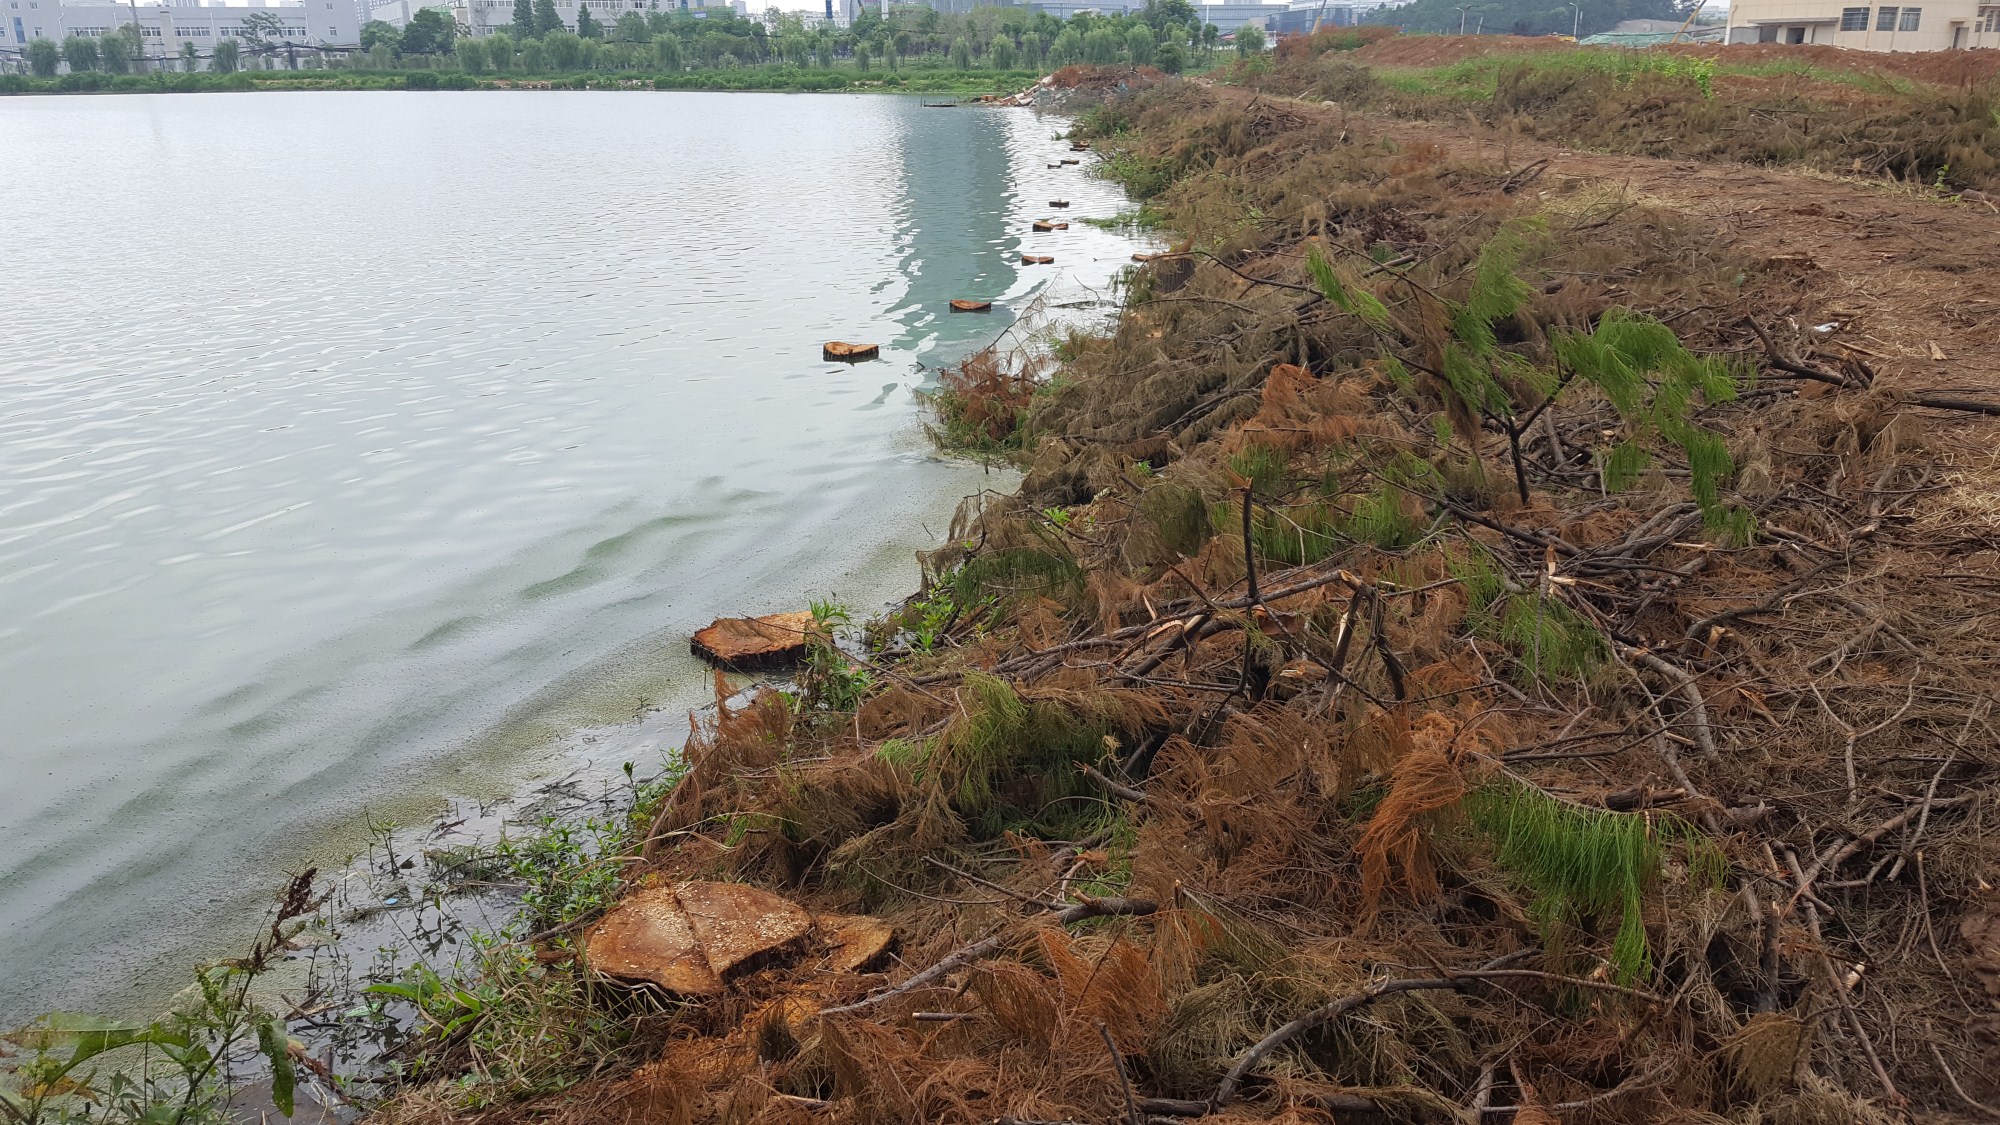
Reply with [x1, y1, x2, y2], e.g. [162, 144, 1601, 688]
[1568, 1, 1580, 37]
[127, 0, 146, 72]
[1453, 4, 1469, 33]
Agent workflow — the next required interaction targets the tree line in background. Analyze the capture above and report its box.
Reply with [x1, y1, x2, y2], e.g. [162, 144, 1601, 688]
[18, 0, 1258, 78]
[1362, 0, 1694, 37]
[411, 0, 1234, 77]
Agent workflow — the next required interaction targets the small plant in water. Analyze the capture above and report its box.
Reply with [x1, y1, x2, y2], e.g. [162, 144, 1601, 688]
[1, 871, 324, 1125]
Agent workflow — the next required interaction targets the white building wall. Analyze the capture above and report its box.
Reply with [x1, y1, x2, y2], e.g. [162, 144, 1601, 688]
[1724, 0, 1997, 48]
[1, 0, 360, 51]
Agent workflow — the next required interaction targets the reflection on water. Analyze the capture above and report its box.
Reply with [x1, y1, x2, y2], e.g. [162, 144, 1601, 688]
[0, 90, 1141, 1021]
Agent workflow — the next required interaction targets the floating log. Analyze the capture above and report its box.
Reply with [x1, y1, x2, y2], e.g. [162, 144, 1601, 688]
[691, 610, 816, 670]
[1049, 200, 1070, 208]
[1070, 140, 1090, 151]
[822, 341, 879, 362]
[1133, 252, 1161, 262]
[1032, 220, 1070, 232]
[1060, 158, 1081, 165]
[1047, 162, 1063, 169]
[1021, 254, 1055, 265]
[950, 299, 993, 313]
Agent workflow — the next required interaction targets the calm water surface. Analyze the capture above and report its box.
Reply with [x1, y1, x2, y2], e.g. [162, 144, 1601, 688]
[0, 91, 1141, 1021]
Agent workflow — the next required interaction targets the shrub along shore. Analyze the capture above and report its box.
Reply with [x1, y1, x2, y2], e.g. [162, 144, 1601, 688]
[14, 44, 2000, 1125]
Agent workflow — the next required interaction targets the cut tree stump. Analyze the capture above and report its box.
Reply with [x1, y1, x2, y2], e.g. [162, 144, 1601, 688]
[584, 882, 894, 997]
[690, 611, 816, 670]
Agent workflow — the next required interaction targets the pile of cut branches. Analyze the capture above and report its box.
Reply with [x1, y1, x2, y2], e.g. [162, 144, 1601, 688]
[374, 80, 2000, 1125]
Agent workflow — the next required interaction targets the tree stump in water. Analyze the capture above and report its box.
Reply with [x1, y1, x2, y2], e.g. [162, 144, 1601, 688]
[690, 611, 815, 670]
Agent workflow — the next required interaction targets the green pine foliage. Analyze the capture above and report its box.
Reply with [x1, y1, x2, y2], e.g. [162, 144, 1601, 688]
[1554, 308, 1750, 532]
[1228, 442, 1289, 495]
[1463, 779, 1724, 983]
[1306, 246, 1394, 332]
[920, 673, 1110, 834]
[1497, 594, 1606, 683]
[950, 545, 1085, 611]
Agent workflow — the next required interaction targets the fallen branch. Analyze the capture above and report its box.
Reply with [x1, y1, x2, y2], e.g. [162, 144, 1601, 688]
[1211, 968, 1666, 1109]
[1615, 643, 1719, 762]
[819, 896, 1157, 1017]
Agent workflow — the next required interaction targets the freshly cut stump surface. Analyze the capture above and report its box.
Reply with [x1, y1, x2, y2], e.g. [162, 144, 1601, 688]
[586, 882, 813, 997]
[815, 912, 895, 973]
[690, 611, 815, 670]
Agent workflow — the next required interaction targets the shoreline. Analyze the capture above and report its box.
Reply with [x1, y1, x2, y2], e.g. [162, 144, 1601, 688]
[343, 59, 2000, 1123]
[0, 67, 1045, 97]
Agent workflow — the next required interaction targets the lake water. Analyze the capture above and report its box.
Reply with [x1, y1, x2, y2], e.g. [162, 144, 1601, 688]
[0, 90, 1141, 1023]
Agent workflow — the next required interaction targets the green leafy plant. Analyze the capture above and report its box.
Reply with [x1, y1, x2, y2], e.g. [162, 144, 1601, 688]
[2, 872, 320, 1125]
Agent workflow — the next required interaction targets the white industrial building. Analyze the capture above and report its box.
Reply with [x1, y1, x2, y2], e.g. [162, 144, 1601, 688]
[2, 0, 362, 54]
[1724, 0, 2000, 47]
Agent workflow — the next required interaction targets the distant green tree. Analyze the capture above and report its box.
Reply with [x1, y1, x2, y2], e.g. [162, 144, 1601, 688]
[573, 3, 600, 39]
[62, 34, 100, 72]
[513, 0, 536, 36]
[652, 34, 682, 69]
[455, 36, 487, 70]
[1143, 0, 1196, 28]
[1082, 25, 1119, 63]
[814, 35, 832, 67]
[581, 36, 601, 65]
[544, 27, 582, 67]
[949, 35, 969, 68]
[520, 36, 547, 69]
[26, 37, 59, 76]
[613, 11, 648, 41]
[854, 40, 870, 70]
[1200, 20, 1218, 57]
[1155, 38, 1184, 72]
[400, 8, 456, 55]
[1050, 25, 1081, 64]
[533, 0, 563, 36]
[1234, 22, 1265, 55]
[178, 39, 199, 71]
[989, 33, 1014, 68]
[891, 29, 910, 64]
[360, 20, 401, 50]
[1124, 24, 1153, 64]
[107, 26, 143, 72]
[212, 36, 240, 71]
[486, 31, 514, 69]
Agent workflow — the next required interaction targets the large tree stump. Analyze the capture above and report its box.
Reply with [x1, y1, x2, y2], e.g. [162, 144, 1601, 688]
[690, 611, 816, 671]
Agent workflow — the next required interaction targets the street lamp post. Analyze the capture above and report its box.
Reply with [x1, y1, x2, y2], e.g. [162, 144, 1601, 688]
[1454, 4, 1470, 33]
[1568, 1, 1581, 37]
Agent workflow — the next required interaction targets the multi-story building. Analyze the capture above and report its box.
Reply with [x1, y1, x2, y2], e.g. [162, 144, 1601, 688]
[1724, 0, 1997, 48]
[1, 0, 362, 56]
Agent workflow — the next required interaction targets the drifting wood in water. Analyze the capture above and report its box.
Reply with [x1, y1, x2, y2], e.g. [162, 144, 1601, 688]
[1032, 220, 1070, 232]
[1047, 162, 1063, 169]
[1022, 254, 1055, 265]
[949, 299, 994, 313]
[821, 341, 879, 362]
[690, 610, 815, 669]
[1049, 200, 1070, 208]
[1060, 158, 1081, 165]
[1069, 140, 1090, 151]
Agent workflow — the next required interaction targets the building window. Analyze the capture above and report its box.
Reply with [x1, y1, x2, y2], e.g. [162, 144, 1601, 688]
[1839, 6, 1868, 28]
[1875, 5, 1897, 28]
[1982, 4, 2000, 29]
[1899, 6, 1920, 28]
